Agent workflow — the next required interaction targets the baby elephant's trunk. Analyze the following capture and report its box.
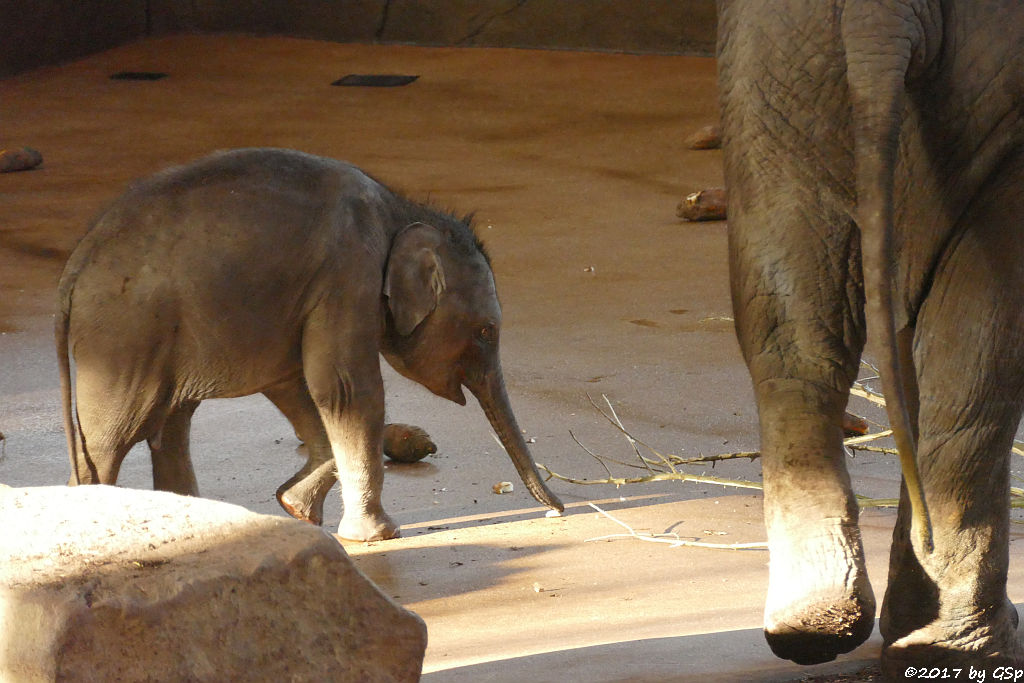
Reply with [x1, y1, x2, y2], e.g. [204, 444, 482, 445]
[469, 369, 564, 512]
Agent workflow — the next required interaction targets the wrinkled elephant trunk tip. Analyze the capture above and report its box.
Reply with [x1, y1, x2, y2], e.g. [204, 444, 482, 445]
[531, 480, 564, 512]
[472, 376, 564, 513]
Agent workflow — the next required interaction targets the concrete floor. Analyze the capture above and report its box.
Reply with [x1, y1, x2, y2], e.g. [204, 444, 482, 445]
[2, 35, 1023, 682]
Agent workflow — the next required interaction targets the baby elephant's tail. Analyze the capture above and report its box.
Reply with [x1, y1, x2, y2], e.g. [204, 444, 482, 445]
[55, 295, 80, 486]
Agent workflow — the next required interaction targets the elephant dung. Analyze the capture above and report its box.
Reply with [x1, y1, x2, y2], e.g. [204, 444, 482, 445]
[841, 412, 869, 437]
[0, 147, 42, 173]
[383, 423, 437, 463]
[677, 188, 727, 222]
[684, 124, 722, 150]
[0, 486, 427, 682]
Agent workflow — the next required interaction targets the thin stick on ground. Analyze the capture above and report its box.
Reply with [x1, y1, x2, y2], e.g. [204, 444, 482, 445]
[585, 502, 767, 550]
[539, 461, 764, 491]
[845, 429, 893, 446]
[601, 394, 652, 473]
[541, 398, 885, 494]
[587, 393, 678, 473]
[539, 367, 1024, 512]
[568, 430, 616, 480]
[849, 382, 887, 408]
[851, 380, 1024, 457]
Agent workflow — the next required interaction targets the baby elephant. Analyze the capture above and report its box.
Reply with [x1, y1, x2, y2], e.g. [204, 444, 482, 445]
[56, 148, 563, 541]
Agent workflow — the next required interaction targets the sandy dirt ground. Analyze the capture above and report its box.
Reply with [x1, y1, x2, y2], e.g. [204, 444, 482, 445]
[2, 35, 1024, 682]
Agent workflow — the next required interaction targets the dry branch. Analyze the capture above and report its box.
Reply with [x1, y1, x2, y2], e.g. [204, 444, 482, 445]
[539, 462, 763, 491]
[586, 503, 766, 550]
[539, 373, 1024, 512]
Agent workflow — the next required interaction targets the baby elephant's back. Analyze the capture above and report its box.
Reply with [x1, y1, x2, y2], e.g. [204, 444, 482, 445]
[62, 149, 389, 393]
[87, 148, 379, 269]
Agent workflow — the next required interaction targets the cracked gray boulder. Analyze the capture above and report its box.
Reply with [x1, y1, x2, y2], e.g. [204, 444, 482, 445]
[0, 485, 426, 682]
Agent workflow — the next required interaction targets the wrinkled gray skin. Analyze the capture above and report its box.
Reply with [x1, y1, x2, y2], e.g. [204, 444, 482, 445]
[718, 0, 1024, 675]
[56, 148, 563, 542]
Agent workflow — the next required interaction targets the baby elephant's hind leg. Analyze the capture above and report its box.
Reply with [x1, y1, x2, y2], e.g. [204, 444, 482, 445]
[72, 368, 160, 486]
[148, 400, 200, 495]
[264, 379, 336, 525]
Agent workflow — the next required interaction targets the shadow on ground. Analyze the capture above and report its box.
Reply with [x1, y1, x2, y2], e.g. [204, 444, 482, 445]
[424, 629, 882, 683]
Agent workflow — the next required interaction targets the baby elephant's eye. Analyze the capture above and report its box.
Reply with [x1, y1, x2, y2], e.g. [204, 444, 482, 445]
[477, 323, 497, 344]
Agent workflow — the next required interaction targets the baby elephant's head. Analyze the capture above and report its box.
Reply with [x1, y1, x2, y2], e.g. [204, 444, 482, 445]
[382, 219, 562, 513]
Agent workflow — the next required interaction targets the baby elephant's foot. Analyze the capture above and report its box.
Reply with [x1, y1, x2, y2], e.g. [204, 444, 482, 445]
[338, 510, 400, 542]
[275, 457, 336, 526]
[276, 487, 324, 526]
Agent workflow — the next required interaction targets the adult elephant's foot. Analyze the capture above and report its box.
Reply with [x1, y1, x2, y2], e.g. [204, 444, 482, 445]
[881, 495, 1020, 679]
[755, 379, 874, 663]
[764, 520, 876, 664]
[881, 605, 1024, 681]
[338, 509, 400, 542]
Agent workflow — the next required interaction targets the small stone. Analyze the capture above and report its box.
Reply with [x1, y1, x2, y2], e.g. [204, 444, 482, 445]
[677, 188, 727, 222]
[684, 124, 722, 150]
[0, 147, 43, 173]
[492, 481, 514, 494]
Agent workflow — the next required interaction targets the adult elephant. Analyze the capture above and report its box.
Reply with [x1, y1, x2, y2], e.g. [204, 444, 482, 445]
[717, 0, 1024, 675]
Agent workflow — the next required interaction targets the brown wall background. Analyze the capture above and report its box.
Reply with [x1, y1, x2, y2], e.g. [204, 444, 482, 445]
[1, 0, 717, 77]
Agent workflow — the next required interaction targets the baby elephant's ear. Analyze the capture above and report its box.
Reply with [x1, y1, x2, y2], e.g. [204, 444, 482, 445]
[384, 223, 447, 336]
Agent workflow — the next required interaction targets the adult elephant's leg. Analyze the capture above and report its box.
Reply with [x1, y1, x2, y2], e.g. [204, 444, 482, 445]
[263, 378, 336, 525]
[756, 379, 874, 664]
[881, 167, 1024, 674]
[148, 400, 200, 495]
[730, 196, 872, 664]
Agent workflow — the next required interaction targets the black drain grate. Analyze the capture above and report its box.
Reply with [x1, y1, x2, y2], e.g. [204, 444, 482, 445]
[332, 74, 418, 87]
[110, 71, 168, 81]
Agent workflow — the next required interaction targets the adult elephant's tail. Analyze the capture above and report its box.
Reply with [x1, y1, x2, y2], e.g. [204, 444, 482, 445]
[842, 1, 938, 552]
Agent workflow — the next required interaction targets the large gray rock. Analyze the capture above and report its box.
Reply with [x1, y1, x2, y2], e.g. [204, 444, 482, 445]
[0, 485, 426, 682]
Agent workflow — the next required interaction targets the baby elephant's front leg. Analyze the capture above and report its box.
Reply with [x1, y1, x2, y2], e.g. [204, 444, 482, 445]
[331, 405, 398, 542]
[307, 377, 397, 541]
[274, 420, 434, 525]
[302, 301, 398, 541]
